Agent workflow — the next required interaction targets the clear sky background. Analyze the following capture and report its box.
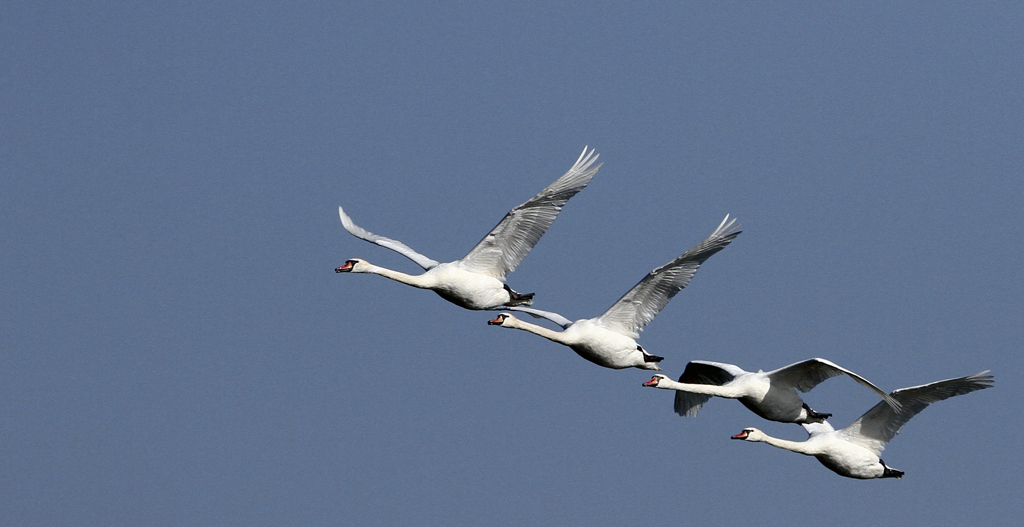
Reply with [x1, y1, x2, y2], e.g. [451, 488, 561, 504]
[3, 2, 1022, 526]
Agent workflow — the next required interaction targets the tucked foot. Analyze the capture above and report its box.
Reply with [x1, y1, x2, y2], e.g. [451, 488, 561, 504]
[880, 460, 904, 479]
[638, 346, 664, 363]
[503, 284, 534, 306]
[802, 403, 832, 423]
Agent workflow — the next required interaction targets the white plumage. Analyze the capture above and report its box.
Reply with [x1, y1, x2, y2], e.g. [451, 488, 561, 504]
[731, 371, 993, 479]
[336, 147, 601, 310]
[643, 358, 901, 423]
[488, 215, 741, 369]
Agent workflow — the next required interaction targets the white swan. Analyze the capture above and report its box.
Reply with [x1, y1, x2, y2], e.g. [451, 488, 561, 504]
[487, 215, 740, 370]
[335, 147, 602, 310]
[642, 358, 901, 424]
[731, 371, 993, 479]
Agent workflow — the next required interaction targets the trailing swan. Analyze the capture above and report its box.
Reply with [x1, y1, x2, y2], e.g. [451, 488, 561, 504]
[488, 215, 740, 370]
[643, 358, 901, 423]
[731, 371, 993, 479]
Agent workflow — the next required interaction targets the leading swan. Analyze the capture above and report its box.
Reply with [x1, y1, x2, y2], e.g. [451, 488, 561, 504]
[335, 147, 601, 310]
[731, 371, 993, 479]
[487, 215, 740, 370]
[643, 358, 901, 423]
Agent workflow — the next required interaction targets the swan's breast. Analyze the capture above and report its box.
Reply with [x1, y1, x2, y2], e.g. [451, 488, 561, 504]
[424, 263, 508, 309]
[813, 439, 884, 479]
[563, 320, 642, 368]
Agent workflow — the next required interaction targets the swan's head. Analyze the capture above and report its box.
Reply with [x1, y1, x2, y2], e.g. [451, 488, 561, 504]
[731, 428, 765, 442]
[642, 374, 670, 387]
[336, 259, 366, 273]
[487, 313, 515, 327]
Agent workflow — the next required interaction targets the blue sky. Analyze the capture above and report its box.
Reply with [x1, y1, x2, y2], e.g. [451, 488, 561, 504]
[3, 2, 1022, 526]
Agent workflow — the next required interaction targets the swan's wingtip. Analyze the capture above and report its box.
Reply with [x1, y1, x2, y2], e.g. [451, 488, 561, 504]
[884, 394, 904, 412]
[338, 206, 354, 225]
[715, 214, 740, 234]
[575, 145, 599, 166]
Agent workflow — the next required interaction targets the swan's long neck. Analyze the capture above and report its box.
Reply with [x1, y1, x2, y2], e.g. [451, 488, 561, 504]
[756, 433, 818, 456]
[507, 318, 572, 345]
[656, 378, 745, 399]
[362, 263, 432, 289]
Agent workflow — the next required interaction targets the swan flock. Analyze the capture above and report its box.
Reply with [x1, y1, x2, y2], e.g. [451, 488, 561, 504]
[335, 147, 993, 480]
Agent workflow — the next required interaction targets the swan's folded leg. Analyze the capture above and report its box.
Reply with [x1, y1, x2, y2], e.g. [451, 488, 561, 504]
[801, 403, 832, 423]
[503, 284, 534, 306]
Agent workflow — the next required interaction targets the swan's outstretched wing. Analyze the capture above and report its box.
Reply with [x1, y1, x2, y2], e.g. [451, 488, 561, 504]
[840, 371, 993, 455]
[503, 305, 574, 329]
[767, 358, 901, 412]
[674, 360, 746, 417]
[338, 206, 440, 271]
[595, 215, 741, 338]
[801, 421, 836, 437]
[461, 147, 601, 280]
[681, 360, 747, 383]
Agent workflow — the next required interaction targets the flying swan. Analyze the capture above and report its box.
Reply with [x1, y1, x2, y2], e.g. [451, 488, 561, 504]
[487, 215, 740, 370]
[730, 371, 993, 479]
[335, 147, 601, 310]
[642, 358, 901, 423]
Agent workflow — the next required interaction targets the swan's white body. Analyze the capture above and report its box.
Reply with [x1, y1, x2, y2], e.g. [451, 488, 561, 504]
[643, 358, 901, 424]
[491, 315, 654, 369]
[336, 147, 602, 310]
[488, 215, 741, 370]
[344, 260, 513, 309]
[732, 371, 993, 479]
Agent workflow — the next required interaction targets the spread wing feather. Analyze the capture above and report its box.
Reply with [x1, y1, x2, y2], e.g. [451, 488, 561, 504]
[461, 147, 601, 279]
[767, 358, 901, 412]
[338, 206, 440, 270]
[503, 306, 574, 329]
[596, 215, 741, 338]
[673, 360, 745, 417]
[840, 371, 993, 455]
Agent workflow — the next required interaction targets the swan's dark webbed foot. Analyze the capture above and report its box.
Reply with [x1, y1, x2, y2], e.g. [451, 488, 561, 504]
[503, 284, 534, 306]
[638, 346, 664, 363]
[880, 460, 904, 479]
[802, 403, 832, 423]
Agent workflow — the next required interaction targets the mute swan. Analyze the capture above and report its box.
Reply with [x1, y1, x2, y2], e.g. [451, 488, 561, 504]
[487, 215, 740, 370]
[731, 371, 993, 479]
[335, 147, 602, 310]
[642, 358, 901, 424]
